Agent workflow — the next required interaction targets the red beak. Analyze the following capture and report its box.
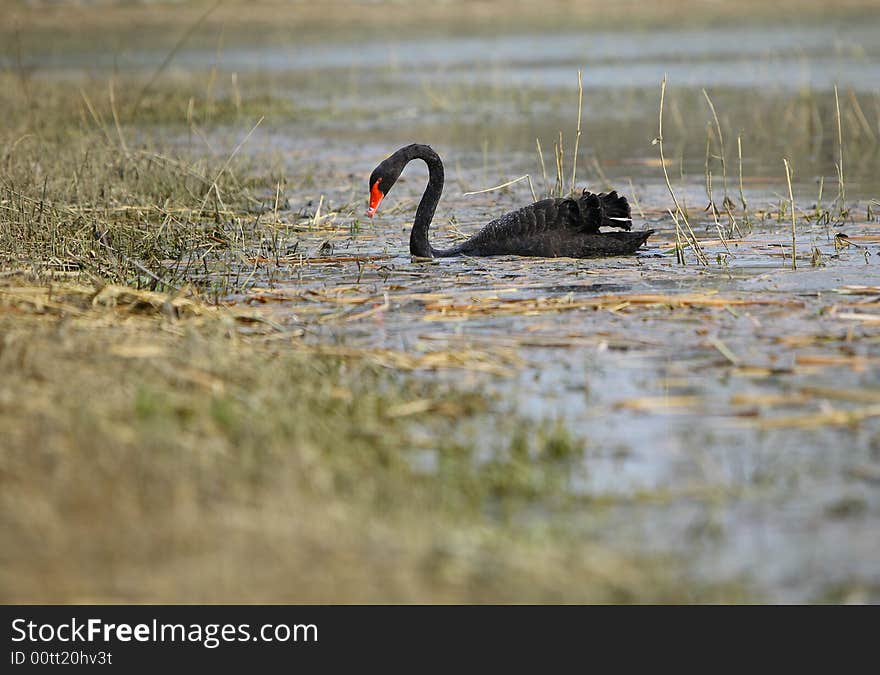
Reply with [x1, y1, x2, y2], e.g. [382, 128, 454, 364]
[367, 181, 384, 218]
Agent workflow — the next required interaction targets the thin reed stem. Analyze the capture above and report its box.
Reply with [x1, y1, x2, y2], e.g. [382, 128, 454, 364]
[702, 88, 729, 205]
[737, 135, 748, 215]
[783, 158, 797, 270]
[571, 70, 583, 196]
[834, 84, 845, 215]
[108, 78, 129, 156]
[536, 138, 548, 197]
[464, 174, 536, 198]
[657, 75, 707, 265]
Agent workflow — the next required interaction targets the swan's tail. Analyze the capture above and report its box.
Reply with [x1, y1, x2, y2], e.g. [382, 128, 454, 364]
[600, 190, 631, 225]
[577, 190, 632, 231]
[597, 189, 632, 230]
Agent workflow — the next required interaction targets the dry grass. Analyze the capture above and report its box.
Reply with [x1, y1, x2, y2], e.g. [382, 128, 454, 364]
[0, 273, 753, 603]
[0, 71, 306, 298]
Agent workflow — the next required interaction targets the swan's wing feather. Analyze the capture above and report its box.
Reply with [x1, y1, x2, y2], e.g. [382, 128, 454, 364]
[483, 198, 583, 239]
[452, 194, 637, 256]
[452, 199, 578, 256]
[483, 192, 632, 239]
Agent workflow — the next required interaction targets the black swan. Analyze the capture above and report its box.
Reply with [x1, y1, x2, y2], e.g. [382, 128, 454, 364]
[366, 143, 653, 259]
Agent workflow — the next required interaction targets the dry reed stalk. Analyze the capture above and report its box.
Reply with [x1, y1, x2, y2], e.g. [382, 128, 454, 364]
[79, 88, 113, 146]
[709, 336, 739, 365]
[571, 69, 583, 195]
[131, 0, 222, 113]
[536, 138, 549, 196]
[614, 395, 702, 411]
[800, 386, 880, 404]
[795, 354, 880, 367]
[420, 292, 801, 321]
[736, 404, 880, 430]
[657, 238, 760, 250]
[657, 76, 707, 265]
[704, 132, 732, 255]
[834, 84, 846, 215]
[626, 178, 645, 219]
[847, 88, 875, 142]
[590, 157, 613, 192]
[290, 343, 521, 377]
[108, 78, 129, 156]
[702, 89, 729, 206]
[670, 208, 685, 265]
[554, 131, 565, 198]
[783, 158, 797, 270]
[835, 312, 880, 324]
[737, 135, 748, 214]
[464, 174, 537, 203]
[730, 392, 810, 406]
[704, 130, 717, 216]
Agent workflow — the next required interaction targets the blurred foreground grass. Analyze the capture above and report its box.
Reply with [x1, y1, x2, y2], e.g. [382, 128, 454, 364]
[0, 278, 749, 602]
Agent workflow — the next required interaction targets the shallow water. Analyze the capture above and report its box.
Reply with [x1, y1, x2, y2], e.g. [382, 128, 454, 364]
[227, 170, 880, 600]
[30, 17, 880, 601]
[226, 22, 880, 600]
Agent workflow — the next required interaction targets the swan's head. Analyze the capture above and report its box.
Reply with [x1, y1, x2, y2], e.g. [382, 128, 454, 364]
[366, 151, 406, 218]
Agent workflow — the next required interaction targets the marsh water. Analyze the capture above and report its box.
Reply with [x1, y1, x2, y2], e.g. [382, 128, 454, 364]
[22, 17, 880, 601]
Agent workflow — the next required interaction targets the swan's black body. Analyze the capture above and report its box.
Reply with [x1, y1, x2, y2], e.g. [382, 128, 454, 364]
[367, 144, 653, 259]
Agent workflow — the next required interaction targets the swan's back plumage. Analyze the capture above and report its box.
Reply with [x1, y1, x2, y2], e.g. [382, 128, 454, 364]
[445, 191, 651, 258]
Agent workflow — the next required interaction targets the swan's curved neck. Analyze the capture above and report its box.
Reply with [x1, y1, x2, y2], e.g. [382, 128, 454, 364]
[407, 145, 445, 258]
